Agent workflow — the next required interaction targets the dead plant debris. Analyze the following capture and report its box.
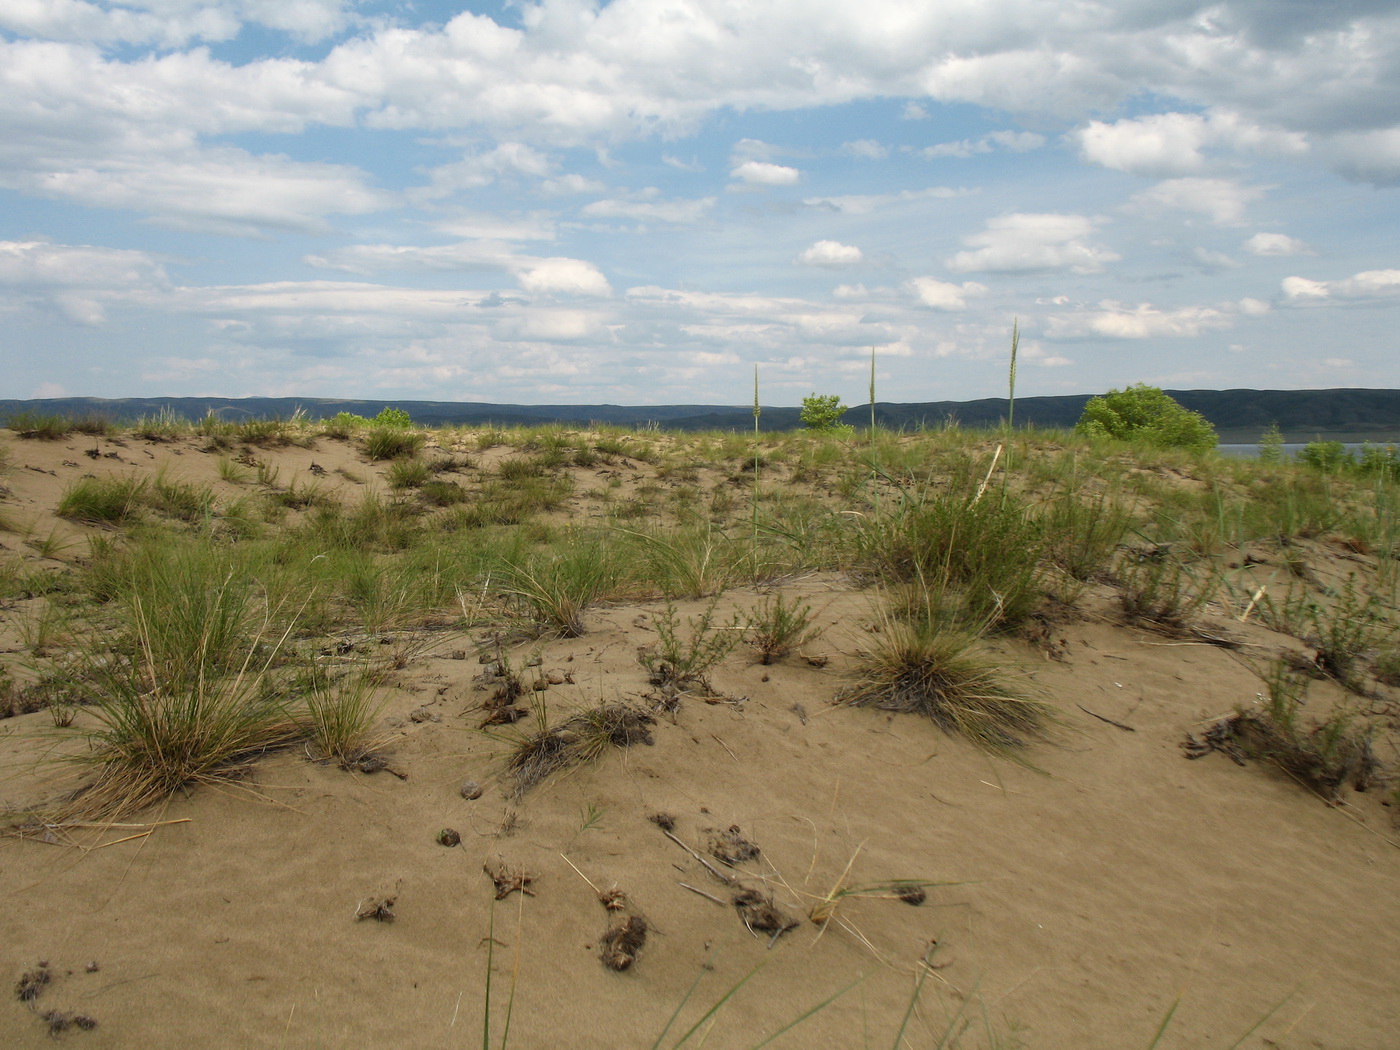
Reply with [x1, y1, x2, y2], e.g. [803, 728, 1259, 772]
[355, 896, 397, 922]
[707, 825, 761, 866]
[732, 889, 799, 939]
[484, 860, 536, 900]
[599, 914, 648, 971]
[1183, 712, 1382, 801]
[16, 964, 51, 1003]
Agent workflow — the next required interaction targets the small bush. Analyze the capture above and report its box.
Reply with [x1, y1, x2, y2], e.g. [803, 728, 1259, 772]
[1297, 440, 1352, 473]
[746, 593, 819, 664]
[1075, 385, 1217, 451]
[801, 394, 853, 435]
[640, 598, 744, 693]
[373, 407, 413, 429]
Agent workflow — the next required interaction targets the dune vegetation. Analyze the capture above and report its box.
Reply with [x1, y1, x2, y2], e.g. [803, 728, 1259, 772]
[1, 409, 1397, 1047]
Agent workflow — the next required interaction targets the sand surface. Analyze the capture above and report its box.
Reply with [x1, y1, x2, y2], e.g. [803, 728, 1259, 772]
[1, 429, 1398, 1048]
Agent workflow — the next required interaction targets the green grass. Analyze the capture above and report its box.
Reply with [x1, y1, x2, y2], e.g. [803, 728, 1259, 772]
[57, 475, 150, 524]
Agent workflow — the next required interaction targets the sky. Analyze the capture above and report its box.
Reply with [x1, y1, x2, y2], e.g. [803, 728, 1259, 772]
[2, 0, 1399, 407]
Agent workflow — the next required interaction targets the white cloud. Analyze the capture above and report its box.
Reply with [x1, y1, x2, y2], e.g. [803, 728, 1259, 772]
[1076, 111, 1307, 177]
[947, 213, 1119, 274]
[1282, 269, 1400, 303]
[0, 238, 170, 324]
[415, 143, 555, 199]
[920, 130, 1045, 159]
[0, 0, 354, 48]
[795, 240, 863, 267]
[905, 277, 988, 310]
[1243, 232, 1310, 256]
[1045, 300, 1234, 339]
[513, 257, 612, 297]
[1129, 178, 1266, 225]
[729, 161, 801, 186]
[803, 186, 969, 214]
[581, 195, 716, 224]
[841, 139, 888, 159]
[1321, 128, 1400, 185]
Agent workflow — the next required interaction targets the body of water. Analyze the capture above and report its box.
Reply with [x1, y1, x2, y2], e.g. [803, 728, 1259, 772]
[1217, 442, 1388, 459]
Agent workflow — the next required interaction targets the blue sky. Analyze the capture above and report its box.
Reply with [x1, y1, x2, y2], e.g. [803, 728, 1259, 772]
[2, 0, 1399, 407]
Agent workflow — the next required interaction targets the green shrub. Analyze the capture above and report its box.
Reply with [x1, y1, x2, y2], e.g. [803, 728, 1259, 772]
[1297, 440, 1352, 473]
[1257, 422, 1285, 464]
[373, 407, 413, 429]
[800, 394, 853, 435]
[1074, 385, 1217, 451]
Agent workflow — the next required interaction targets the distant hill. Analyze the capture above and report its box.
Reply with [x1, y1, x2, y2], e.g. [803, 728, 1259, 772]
[3, 389, 1399, 442]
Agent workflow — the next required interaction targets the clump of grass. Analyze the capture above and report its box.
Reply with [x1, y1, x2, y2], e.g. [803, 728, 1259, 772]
[386, 457, 432, 489]
[838, 602, 1051, 754]
[1306, 575, 1389, 688]
[57, 475, 149, 524]
[496, 537, 619, 637]
[130, 407, 187, 441]
[365, 427, 425, 461]
[148, 471, 214, 522]
[854, 477, 1046, 627]
[506, 703, 655, 796]
[418, 479, 467, 507]
[54, 594, 301, 820]
[746, 592, 819, 664]
[6, 411, 71, 439]
[299, 664, 385, 765]
[1116, 551, 1216, 632]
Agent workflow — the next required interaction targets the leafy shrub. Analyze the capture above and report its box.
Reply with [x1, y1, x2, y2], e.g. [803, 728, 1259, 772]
[800, 394, 853, 435]
[1257, 422, 1285, 464]
[373, 407, 413, 429]
[1074, 385, 1217, 451]
[746, 593, 819, 664]
[1297, 440, 1352, 473]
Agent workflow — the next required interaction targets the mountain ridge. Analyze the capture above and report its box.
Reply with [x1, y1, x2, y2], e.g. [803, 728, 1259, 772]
[4, 388, 1400, 441]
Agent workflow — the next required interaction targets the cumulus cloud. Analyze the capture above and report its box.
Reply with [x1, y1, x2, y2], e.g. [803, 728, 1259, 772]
[0, 0, 354, 48]
[795, 240, 863, 267]
[513, 257, 612, 297]
[1244, 232, 1311, 256]
[1129, 178, 1266, 225]
[729, 161, 801, 186]
[1282, 269, 1400, 303]
[947, 213, 1119, 274]
[1045, 300, 1235, 339]
[1076, 111, 1307, 177]
[905, 277, 988, 310]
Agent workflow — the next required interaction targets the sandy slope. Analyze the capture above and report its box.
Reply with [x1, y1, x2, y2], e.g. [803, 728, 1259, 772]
[1, 431, 1397, 1049]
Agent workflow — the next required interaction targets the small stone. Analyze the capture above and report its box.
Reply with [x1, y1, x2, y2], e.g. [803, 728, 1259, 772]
[437, 828, 461, 847]
[460, 780, 483, 800]
[453, 650, 468, 661]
